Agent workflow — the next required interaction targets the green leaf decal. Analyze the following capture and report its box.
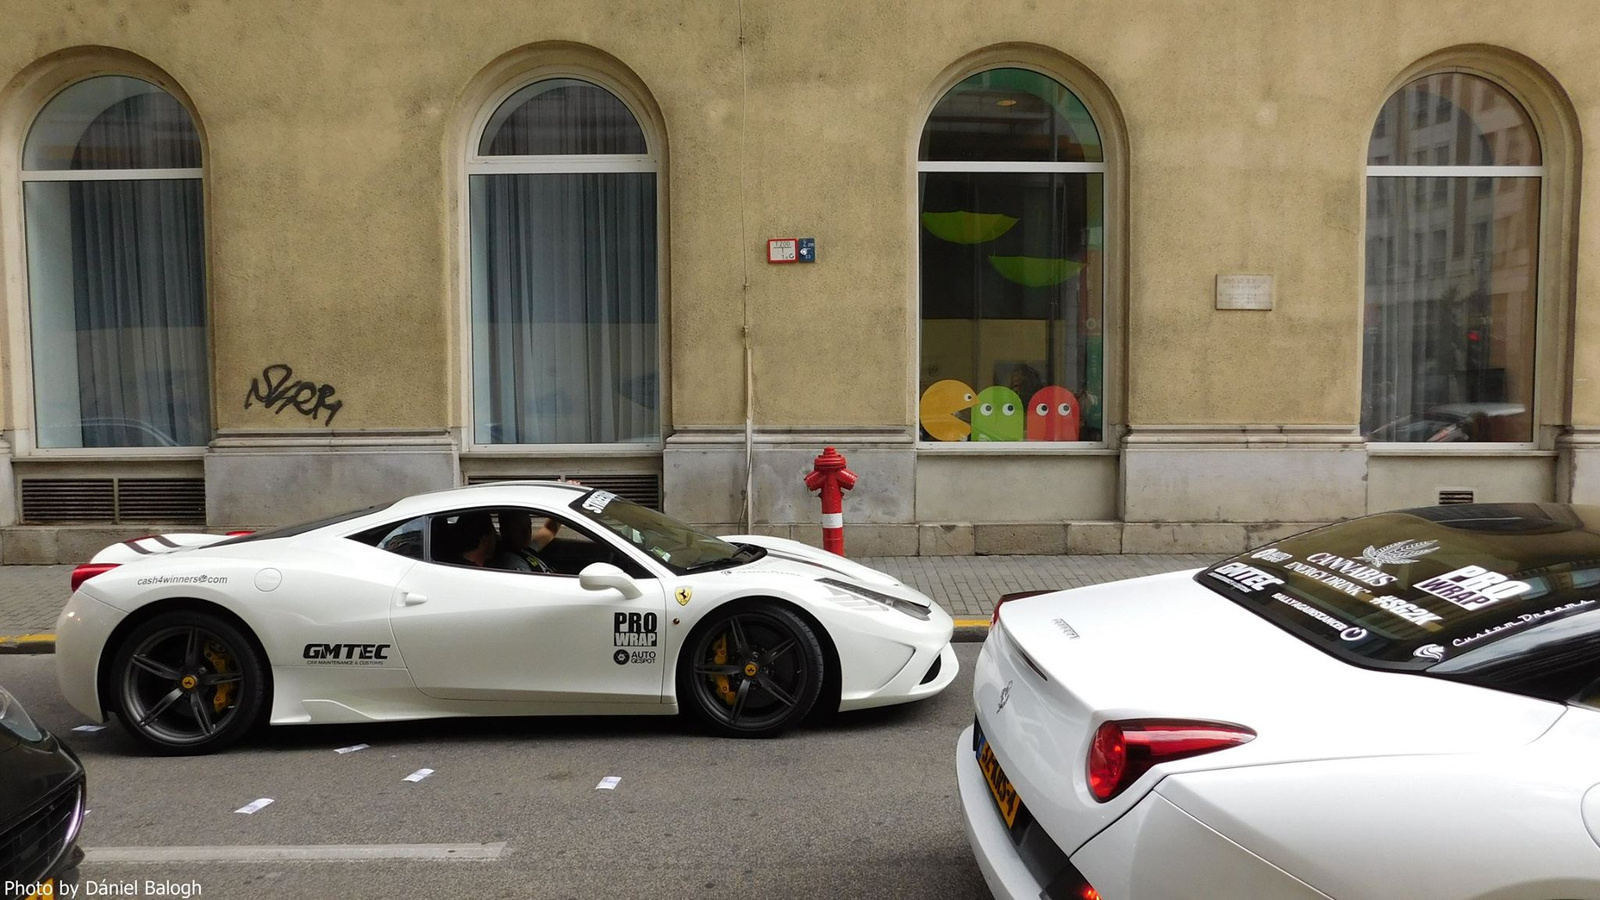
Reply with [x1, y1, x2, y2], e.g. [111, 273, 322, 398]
[920, 211, 1019, 245]
[987, 256, 1086, 288]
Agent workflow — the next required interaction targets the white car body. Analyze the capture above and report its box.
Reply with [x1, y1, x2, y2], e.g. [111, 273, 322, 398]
[55, 482, 955, 728]
[960, 567, 1600, 900]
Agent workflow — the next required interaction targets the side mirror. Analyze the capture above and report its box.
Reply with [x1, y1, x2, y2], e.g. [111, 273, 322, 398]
[579, 562, 643, 599]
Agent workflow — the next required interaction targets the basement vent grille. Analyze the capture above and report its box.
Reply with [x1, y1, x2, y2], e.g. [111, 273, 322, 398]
[466, 473, 662, 510]
[1437, 488, 1476, 506]
[20, 478, 206, 525]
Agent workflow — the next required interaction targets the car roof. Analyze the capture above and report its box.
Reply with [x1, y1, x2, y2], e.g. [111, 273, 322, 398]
[379, 481, 593, 518]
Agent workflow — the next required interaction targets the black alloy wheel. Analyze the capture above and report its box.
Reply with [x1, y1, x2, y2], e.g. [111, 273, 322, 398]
[680, 602, 825, 738]
[110, 611, 268, 755]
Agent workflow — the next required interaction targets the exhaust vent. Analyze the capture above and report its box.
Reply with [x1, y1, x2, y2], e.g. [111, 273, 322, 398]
[1437, 488, 1476, 506]
[20, 478, 206, 525]
[466, 473, 662, 510]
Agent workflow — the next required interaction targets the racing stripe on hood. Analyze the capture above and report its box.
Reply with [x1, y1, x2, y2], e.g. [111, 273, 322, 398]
[762, 549, 859, 580]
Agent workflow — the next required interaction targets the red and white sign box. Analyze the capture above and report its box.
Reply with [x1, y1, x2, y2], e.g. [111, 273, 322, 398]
[767, 238, 799, 264]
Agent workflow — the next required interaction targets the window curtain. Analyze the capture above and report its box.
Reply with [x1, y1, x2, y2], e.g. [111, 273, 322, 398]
[471, 172, 658, 444]
[68, 92, 208, 448]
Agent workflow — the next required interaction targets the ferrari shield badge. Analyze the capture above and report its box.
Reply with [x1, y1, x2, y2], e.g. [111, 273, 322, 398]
[675, 586, 693, 606]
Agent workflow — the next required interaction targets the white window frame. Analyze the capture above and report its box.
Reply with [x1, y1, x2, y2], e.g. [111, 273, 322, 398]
[14, 77, 208, 459]
[913, 82, 1111, 453]
[459, 73, 665, 457]
[1362, 129, 1546, 454]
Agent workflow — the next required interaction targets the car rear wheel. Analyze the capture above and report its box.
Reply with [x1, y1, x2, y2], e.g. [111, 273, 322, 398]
[109, 611, 268, 755]
[679, 602, 825, 738]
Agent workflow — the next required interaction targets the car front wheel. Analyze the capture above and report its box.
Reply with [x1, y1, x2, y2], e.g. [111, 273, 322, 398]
[109, 611, 268, 755]
[679, 602, 825, 738]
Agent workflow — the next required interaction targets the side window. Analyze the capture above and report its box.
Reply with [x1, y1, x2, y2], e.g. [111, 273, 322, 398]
[514, 510, 651, 578]
[402, 506, 651, 578]
[350, 516, 427, 560]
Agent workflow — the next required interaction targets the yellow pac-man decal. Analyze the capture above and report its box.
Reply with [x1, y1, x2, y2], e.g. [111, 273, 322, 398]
[675, 587, 693, 606]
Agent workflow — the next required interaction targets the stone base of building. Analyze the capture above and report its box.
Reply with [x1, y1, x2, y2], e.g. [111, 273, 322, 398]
[0, 423, 1591, 563]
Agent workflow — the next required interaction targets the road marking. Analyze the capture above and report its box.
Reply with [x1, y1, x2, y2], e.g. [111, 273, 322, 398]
[0, 632, 56, 644]
[403, 767, 434, 782]
[83, 844, 508, 864]
[952, 618, 991, 628]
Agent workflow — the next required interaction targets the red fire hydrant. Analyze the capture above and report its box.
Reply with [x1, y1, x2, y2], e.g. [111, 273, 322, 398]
[804, 447, 857, 556]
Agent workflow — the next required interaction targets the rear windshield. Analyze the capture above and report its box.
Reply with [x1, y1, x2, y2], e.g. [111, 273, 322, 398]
[210, 503, 391, 547]
[1197, 505, 1600, 687]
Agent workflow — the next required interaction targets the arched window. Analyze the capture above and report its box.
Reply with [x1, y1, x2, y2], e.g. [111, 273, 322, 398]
[1363, 73, 1542, 443]
[22, 75, 209, 448]
[917, 67, 1104, 443]
[467, 78, 659, 445]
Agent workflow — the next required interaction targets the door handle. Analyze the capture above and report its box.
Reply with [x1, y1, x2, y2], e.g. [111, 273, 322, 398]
[399, 591, 428, 607]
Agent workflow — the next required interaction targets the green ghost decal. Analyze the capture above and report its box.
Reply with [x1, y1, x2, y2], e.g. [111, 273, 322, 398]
[972, 386, 1023, 442]
[988, 256, 1086, 288]
[921, 211, 1020, 245]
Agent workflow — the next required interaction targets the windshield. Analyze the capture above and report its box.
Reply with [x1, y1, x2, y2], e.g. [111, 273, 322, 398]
[1197, 504, 1600, 679]
[570, 490, 759, 574]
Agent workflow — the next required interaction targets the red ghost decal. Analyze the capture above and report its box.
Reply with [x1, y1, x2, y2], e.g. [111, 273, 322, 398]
[1026, 386, 1081, 441]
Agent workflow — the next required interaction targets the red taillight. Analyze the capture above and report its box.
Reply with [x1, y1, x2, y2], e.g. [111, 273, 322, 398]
[70, 563, 119, 593]
[1086, 721, 1127, 800]
[1087, 719, 1256, 802]
[225, 530, 254, 536]
[990, 589, 1052, 626]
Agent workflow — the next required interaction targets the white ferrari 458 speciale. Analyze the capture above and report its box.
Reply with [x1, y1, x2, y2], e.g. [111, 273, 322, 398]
[960, 503, 1600, 900]
[54, 481, 955, 754]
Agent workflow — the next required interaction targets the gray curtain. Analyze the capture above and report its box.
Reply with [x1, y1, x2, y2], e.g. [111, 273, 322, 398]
[471, 80, 658, 445]
[69, 92, 209, 448]
[473, 172, 658, 444]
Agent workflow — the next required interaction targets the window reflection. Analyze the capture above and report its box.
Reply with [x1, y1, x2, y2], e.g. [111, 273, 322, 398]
[1362, 74, 1540, 443]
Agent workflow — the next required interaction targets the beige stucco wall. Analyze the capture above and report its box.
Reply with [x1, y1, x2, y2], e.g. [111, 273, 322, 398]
[0, 0, 1594, 446]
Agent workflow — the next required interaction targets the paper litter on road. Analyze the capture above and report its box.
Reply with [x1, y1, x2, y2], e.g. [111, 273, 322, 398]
[595, 776, 621, 791]
[403, 768, 434, 783]
[333, 743, 370, 754]
[234, 798, 275, 814]
[72, 724, 107, 733]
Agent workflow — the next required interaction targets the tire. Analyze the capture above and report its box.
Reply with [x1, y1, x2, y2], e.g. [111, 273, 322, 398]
[678, 601, 826, 738]
[109, 610, 269, 755]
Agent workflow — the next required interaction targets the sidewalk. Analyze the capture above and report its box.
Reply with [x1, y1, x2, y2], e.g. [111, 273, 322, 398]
[0, 555, 1211, 651]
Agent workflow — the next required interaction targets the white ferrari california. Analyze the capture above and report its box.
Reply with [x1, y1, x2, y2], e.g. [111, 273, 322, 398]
[54, 481, 955, 754]
[960, 503, 1600, 900]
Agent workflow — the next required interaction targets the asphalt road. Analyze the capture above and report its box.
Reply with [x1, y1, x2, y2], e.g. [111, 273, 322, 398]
[1, 645, 992, 900]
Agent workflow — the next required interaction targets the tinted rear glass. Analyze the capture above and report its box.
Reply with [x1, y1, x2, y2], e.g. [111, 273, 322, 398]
[1197, 504, 1600, 671]
[212, 503, 391, 546]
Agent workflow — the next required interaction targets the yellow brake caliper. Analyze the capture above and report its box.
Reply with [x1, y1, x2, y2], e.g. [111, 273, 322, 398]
[204, 641, 235, 713]
[711, 634, 737, 706]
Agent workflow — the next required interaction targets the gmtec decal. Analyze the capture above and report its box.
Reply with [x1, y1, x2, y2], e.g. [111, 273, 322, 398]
[303, 642, 391, 665]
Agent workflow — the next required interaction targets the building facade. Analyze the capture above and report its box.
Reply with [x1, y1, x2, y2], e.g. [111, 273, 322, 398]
[0, 1, 1597, 562]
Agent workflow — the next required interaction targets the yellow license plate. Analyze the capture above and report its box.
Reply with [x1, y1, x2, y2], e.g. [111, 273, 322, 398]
[977, 739, 1023, 828]
[27, 880, 56, 900]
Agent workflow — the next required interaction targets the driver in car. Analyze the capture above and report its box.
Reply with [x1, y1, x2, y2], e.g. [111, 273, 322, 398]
[493, 510, 561, 573]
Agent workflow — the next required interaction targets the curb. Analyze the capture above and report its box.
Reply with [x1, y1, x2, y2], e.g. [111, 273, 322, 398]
[0, 633, 56, 655]
[952, 618, 990, 642]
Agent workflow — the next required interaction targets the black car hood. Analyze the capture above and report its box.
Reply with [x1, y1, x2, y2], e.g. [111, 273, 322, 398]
[0, 731, 83, 825]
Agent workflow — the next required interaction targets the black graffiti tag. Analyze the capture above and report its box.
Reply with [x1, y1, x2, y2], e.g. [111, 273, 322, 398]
[245, 364, 343, 425]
